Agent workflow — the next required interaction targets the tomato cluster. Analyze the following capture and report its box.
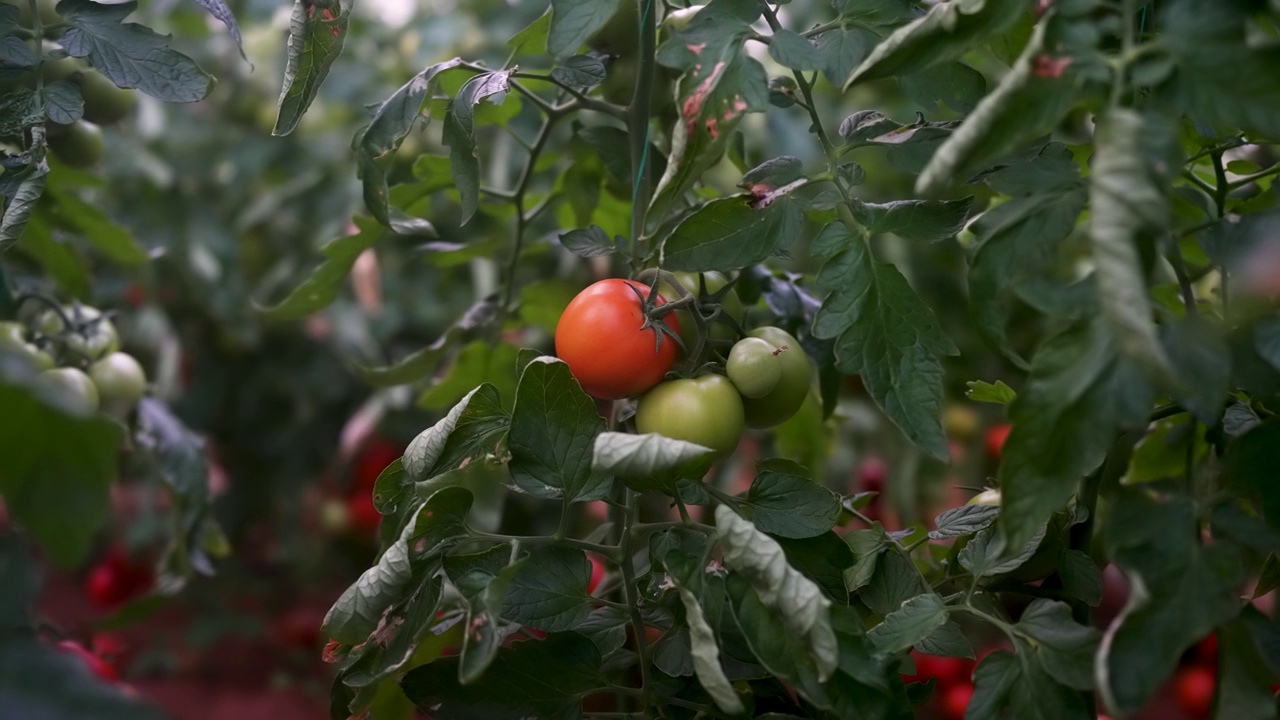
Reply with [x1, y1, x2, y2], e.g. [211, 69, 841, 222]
[554, 273, 813, 458]
[0, 0, 135, 168]
[2, 302, 147, 417]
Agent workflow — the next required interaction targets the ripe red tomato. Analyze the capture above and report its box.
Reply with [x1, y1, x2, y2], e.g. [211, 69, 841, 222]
[588, 555, 606, 595]
[940, 683, 974, 720]
[275, 606, 327, 650]
[902, 651, 972, 686]
[58, 640, 118, 681]
[84, 549, 152, 608]
[347, 490, 381, 534]
[1191, 633, 1218, 666]
[554, 279, 680, 400]
[985, 423, 1011, 460]
[354, 437, 402, 489]
[1174, 666, 1216, 719]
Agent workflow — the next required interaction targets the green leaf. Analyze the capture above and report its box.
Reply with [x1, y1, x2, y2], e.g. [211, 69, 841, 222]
[548, 0, 621, 56]
[916, 14, 1076, 194]
[843, 526, 887, 593]
[445, 544, 522, 684]
[1007, 640, 1094, 720]
[1089, 108, 1179, 390]
[418, 341, 518, 412]
[844, 0, 1025, 89]
[1216, 613, 1279, 720]
[339, 576, 444, 688]
[45, 186, 148, 265]
[998, 319, 1154, 549]
[0, 164, 47, 253]
[508, 10, 552, 57]
[508, 357, 609, 502]
[1161, 314, 1231, 424]
[929, 504, 999, 539]
[899, 61, 987, 113]
[0, 631, 167, 718]
[678, 586, 746, 714]
[1016, 599, 1099, 689]
[775, 532, 856, 604]
[855, 197, 973, 243]
[353, 58, 462, 233]
[815, 25, 877, 87]
[737, 460, 841, 539]
[355, 297, 499, 386]
[967, 650, 1020, 720]
[550, 54, 607, 88]
[860, 545, 926, 615]
[503, 546, 594, 632]
[867, 593, 949, 654]
[1255, 555, 1280, 599]
[42, 81, 84, 124]
[1058, 549, 1103, 607]
[715, 504, 838, 681]
[323, 491, 469, 645]
[559, 226, 620, 258]
[404, 384, 507, 483]
[400, 632, 605, 720]
[1098, 485, 1244, 717]
[812, 221, 958, 460]
[916, 620, 975, 659]
[257, 216, 380, 320]
[1223, 419, 1280, 533]
[959, 523, 1047, 578]
[0, 352, 124, 568]
[590, 431, 713, 493]
[662, 195, 803, 272]
[443, 70, 514, 225]
[271, 0, 349, 134]
[59, 0, 212, 103]
[966, 380, 1018, 404]
[741, 155, 805, 191]
[769, 28, 823, 71]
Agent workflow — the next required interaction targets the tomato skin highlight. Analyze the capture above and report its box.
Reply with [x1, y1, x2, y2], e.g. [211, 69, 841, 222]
[555, 279, 680, 400]
[635, 374, 744, 457]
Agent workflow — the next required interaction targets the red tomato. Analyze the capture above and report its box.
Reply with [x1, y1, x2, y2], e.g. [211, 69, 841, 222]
[588, 555, 606, 595]
[1174, 666, 1216, 719]
[985, 423, 1012, 460]
[84, 549, 152, 608]
[1192, 633, 1218, 666]
[276, 606, 327, 650]
[354, 437, 402, 489]
[58, 640, 118, 681]
[940, 683, 974, 720]
[554, 279, 680, 400]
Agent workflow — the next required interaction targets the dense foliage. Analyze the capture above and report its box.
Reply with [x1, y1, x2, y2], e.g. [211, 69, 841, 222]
[3, 0, 1280, 719]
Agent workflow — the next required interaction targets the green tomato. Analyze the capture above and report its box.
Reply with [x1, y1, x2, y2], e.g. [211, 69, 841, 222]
[659, 271, 744, 354]
[48, 120, 104, 168]
[77, 69, 136, 125]
[726, 337, 781, 399]
[37, 367, 100, 413]
[38, 304, 119, 361]
[635, 374, 744, 458]
[0, 320, 54, 370]
[966, 488, 1001, 506]
[740, 327, 811, 429]
[89, 351, 146, 416]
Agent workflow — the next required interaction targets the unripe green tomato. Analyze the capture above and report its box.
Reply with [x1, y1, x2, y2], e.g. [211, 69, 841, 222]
[635, 374, 744, 457]
[77, 69, 135, 125]
[740, 327, 811, 429]
[663, 5, 703, 31]
[659, 271, 743, 353]
[48, 120, 104, 168]
[37, 366, 100, 413]
[0, 320, 54, 370]
[726, 337, 781, 399]
[966, 488, 1001, 506]
[38, 304, 119, 361]
[88, 351, 146, 416]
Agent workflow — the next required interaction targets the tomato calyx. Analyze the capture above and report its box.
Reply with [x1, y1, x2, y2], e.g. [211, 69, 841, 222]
[633, 268, 745, 364]
[626, 275, 688, 356]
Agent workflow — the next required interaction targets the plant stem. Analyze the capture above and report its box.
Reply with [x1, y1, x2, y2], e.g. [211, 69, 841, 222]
[500, 115, 559, 315]
[1228, 163, 1280, 190]
[468, 530, 619, 559]
[627, 0, 659, 265]
[510, 71, 627, 120]
[1210, 150, 1230, 317]
[618, 488, 654, 712]
[1167, 235, 1199, 315]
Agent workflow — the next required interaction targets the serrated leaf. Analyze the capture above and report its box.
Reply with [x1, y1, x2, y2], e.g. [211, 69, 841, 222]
[339, 575, 444, 688]
[1089, 108, 1179, 390]
[812, 221, 958, 460]
[508, 358, 609, 502]
[736, 461, 841, 539]
[1058, 549, 1103, 607]
[401, 632, 604, 719]
[559, 225, 618, 258]
[930, 504, 999, 539]
[741, 156, 804, 192]
[503, 546, 594, 632]
[1098, 485, 1244, 716]
[899, 61, 987, 113]
[272, 0, 349, 134]
[41, 81, 83, 125]
[843, 526, 887, 593]
[966, 380, 1018, 404]
[915, 620, 975, 659]
[662, 195, 803, 272]
[861, 545, 927, 615]
[867, 593, 949, 654]
[403, 384, 504, 482]
[959, 523, 1047, 578]
[443, 70, 514, 224]
[715, 505, 838, 681]
[257, 216, 379, 320]
[58, 0, 212, 103]
[679, 586, 746, 714]
[998, 320, 1154, 549]
[548, 0, 621, 56]
[816, 25, 878, 87]
[855, 197, 973, 242]
[967, 650, 1020, 720]
[1016, 599, 1099, 689]
[916, 15, 1076, 194]
[191, 0, 242, 49]
[845, 0, 1025, 89]
[769, 28, 823, 71]
[550, 54, 607, 87]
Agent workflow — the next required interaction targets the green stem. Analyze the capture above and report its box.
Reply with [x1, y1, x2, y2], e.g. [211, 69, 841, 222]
[627, 0, 659, 264]
[468, 530, 619, 559]
[1227, 163, 1280, 189]
[510, 70, 627, 120]
[500, 115, 559, 315]
[1167, 235, 1199, 315]
[1211, 151, 1230, 317]
[618, 488, 654, 712]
